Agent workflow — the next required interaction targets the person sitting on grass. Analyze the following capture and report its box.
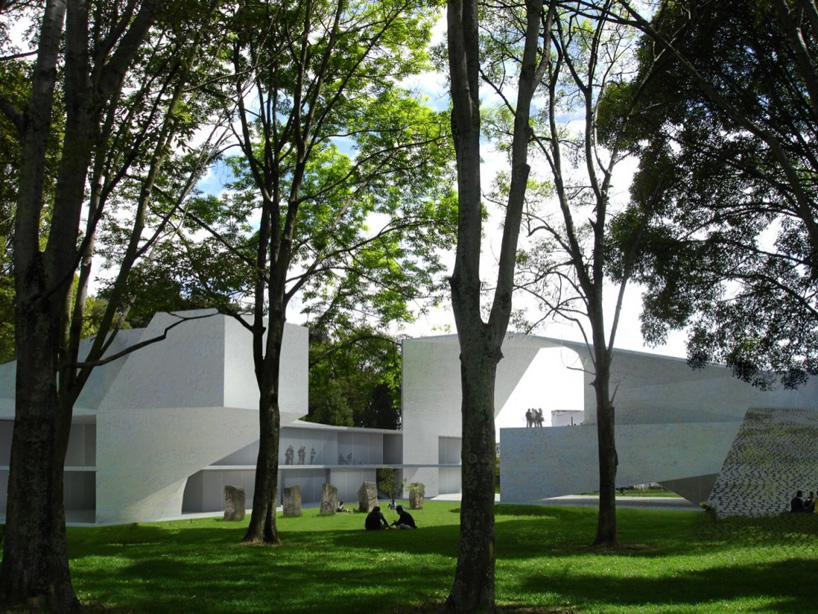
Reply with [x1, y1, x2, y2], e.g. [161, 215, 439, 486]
[791, 490, 807, 513]
[391, 505, 417, 530]
[365, 506, 390, 530]
[806, 492, 816, 513]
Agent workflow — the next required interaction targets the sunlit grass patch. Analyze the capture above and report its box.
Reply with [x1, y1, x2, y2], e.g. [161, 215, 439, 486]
[55, 501, 818, 613]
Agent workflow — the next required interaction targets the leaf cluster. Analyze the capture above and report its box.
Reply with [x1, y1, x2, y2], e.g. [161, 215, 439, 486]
[307, 327, 402, 429]
[617, 0, 818, 385]
[105, 0, 457, 426]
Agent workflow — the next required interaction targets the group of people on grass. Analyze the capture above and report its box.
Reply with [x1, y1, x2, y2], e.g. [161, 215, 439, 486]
[365, 505, 417, 530]
[790, 490, 817, 513]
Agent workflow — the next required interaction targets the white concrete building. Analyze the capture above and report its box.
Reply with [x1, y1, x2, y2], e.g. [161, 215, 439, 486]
[0, 311, 405, 525]
[402, 334, 818, 517]
[3, 314, 816, 524]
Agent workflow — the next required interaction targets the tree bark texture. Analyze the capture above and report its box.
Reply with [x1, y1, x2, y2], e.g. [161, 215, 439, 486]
[0, 1, 79, 609]
[2, 0, 160, 608]
[243, 316, 284, 545]
[446, 0, 495, 608]
[445, 0, 543, 609]
[445, 334, 500, 613]
[1, 300, 79, 611]
[592, 350, 618, 547]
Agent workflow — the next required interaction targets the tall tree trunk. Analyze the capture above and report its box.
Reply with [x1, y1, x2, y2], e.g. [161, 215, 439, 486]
[445, 331, 499, 613]
[243, 315, 284, 545]
[446, 0, 494, 607]
[445, 0, 545, 609]
[2, 0, 160, 606]
[1, 301, 79, 611]
[592, 347, 618, 547]
[243, 391, 281, 544]
[0, 0, 79, 609]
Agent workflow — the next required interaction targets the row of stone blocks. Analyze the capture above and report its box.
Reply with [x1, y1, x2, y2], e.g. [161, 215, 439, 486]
[222, 481, 425, 520]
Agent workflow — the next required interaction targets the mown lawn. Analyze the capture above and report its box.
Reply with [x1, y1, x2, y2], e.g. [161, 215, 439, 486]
[56, 502, 818, 613]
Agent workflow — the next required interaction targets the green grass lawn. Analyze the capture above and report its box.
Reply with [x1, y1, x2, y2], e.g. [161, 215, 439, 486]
[58, 502, 818, 613]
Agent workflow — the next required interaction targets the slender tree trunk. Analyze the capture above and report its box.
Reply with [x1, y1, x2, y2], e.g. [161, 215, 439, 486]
[243, 316, 284, 545]
[2, 0, 161, 604]
[445, 331, 499, 613]
[2, 0, 163, 607]
[592, 347, 618, 547]
[445, 0, 545, 609]
[446, 0, 495, 607]
[243, 390, 281, 544]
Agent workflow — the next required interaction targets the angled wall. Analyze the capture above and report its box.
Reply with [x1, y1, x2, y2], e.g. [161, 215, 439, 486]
[500, 422, 741, 503]
[0, 328, 145, 418]
[95, 311, 308, 524]
[708, 407, 818, 518]
[550, 340, 818, 426]
[402, 333, 818, 506]
[96, 406, 261, 523]
[401, 334, 581, 496]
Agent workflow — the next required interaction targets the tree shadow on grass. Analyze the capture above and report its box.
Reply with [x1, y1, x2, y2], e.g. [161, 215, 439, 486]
[71, 518, 570, 613]
[74, 535, 456, 614]
[67, 508, 818, 613]
[517, 557, 815, 613]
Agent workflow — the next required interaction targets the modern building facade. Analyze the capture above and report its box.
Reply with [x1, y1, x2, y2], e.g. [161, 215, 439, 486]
[3, 312, 816, 524]
[0, 311, 409, 525]
[402, 333, 818, 517]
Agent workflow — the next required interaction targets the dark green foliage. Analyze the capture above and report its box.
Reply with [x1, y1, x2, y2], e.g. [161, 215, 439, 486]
[618, 0, 818, 387]
[376, 465, 402, 501]
[307, 329, 402, 429]
[98, 192, 256, 328]
[0, 56, 63, 364]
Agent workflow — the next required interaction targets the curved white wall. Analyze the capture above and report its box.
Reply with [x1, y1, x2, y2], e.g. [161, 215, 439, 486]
[401, 333, 818, 505]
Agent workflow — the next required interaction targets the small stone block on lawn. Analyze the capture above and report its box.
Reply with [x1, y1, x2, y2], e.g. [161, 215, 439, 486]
[357, 481, 378, 513]
[283, 485, 302, 517]
[320, 483, 338, 515]
[223, 485, 246, 521]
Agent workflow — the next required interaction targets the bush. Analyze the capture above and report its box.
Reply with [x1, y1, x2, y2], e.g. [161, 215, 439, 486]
[376, 466, 402, 503]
